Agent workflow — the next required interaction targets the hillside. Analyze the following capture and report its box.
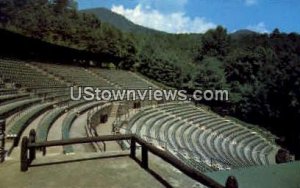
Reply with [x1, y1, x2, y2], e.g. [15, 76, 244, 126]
[230, 29, 257, 39]
[81, 8, 162, 34]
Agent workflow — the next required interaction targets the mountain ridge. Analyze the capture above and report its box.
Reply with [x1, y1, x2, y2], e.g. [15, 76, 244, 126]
[81, 8, 163, 34]
[81, 7, 258, 36]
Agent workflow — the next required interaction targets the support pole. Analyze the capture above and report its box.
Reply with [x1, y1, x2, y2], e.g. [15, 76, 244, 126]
[20, 137, 29, 172]
[141, 145, 148, 169]
[0, 119, 5, 163]
[29, 129, 36, 163]
[103, 141, 106, 152]
[42, 147, 46, 156]
[130, 137, 136, 159]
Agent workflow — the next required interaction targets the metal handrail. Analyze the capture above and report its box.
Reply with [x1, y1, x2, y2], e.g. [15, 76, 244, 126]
[20, 130, 238, 188]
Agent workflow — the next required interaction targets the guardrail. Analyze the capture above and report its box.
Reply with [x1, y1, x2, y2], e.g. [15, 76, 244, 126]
[20, 129, 238, 188]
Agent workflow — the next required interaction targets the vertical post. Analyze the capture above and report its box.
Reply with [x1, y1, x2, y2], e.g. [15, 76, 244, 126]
[13, 137, 18, 147]
[225, 176, 238, 188]
[20, 137, 29, 172]
[141, 144, 148, 169]
[42, 147, 46, 156]
[0, 119, 5, 163]
[29, 129, 36, 163]
[103, 142, 106, 152]
[130, 137, 136, 159]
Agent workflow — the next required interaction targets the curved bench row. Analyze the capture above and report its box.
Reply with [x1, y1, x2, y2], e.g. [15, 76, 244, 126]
[6, 102, 54, 146]
[123, 102, 278, 172]
[36, 108, 66, 143]
[0, 93, 30, 105]
[36, 100, 89, 143]
[0, 98, 41, 118]
[61, 101, 105, 154]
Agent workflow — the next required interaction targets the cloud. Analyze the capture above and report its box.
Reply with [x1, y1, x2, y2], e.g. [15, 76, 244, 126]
[139, 0, 188, 12]
[247, 22, 269, 33]
[245, 0, 257, 6]
[111, 4, 216, 34]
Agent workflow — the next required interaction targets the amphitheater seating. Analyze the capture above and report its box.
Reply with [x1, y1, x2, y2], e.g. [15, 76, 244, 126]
[88, 103, 112, 128]
[0, 58, 281, 175]
[121, 102, 279, 172]
[32, 87, 68, 93]
[0, 88, 19, 95]
[32, 62, 114, 89]
[61, 112, 77, 154]
[36, 100, 88, 143]
[0, 98, 41, 118]
[176, 150, 215, 172]
[0, 60, 66, 89]
[0, 59, 168, 155]
[62, 101, 104, 154]
[1, 60, 158, 92]
[6, 102, 54, 146]
[0, 93, 30, 104]
[91, 68, 157, 89]
[36, 108, 65, 143]
[0, 90, 69, 109]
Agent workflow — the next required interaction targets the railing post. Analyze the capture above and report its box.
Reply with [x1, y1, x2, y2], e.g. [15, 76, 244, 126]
[225, 176, 238, 188]
[13, 136, 19, 147]
[0, 119, 6, 163]
[103, 142, 106, 152]
[20, 137, 29, 172]
[42, 147, 46, 156]
[29, 129, 36, 163]
[141, 144, 148, 169]
[130, 137, 136, 159]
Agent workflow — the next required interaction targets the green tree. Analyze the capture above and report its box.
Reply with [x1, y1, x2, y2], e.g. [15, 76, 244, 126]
[194, 57, 228, 90]
[201, 26, 230, 59]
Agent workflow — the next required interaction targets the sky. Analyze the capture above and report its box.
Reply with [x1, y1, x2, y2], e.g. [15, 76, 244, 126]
[77, 0, 300, 34]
